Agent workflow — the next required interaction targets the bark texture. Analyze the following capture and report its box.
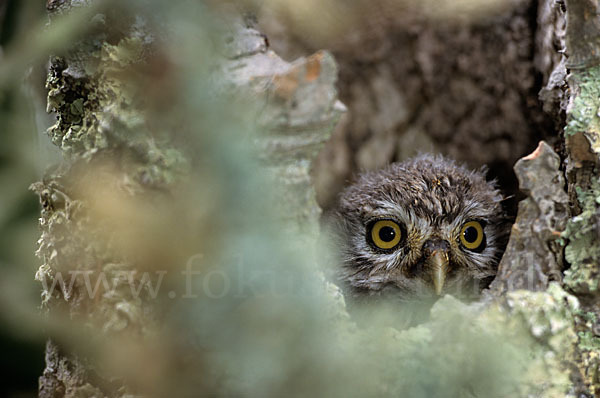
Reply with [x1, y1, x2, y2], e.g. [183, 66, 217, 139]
[34, 2, 343, 397]
[259, 0, 556, 214]
[493, 0, 600, 394]
[490, 141, 569, 294]
[32, 0, 600, 397]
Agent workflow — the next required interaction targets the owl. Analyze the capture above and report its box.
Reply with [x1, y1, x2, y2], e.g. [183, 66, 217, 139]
[332, 154, 510, 301]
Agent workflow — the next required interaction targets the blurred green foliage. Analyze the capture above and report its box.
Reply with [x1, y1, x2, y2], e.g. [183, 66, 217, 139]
[0, 1, 51, 396]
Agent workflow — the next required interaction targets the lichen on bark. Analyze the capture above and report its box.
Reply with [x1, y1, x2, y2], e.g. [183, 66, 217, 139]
[35, 3, 192, 396]
[562, 180, 600, 294]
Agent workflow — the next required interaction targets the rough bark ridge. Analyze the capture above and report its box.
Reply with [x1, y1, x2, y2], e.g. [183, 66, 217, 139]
[561, 0, 600, 392]
[490, 141, 569, 294]
[35, 2, 185, 396]
[220, 18, 344, 235]
[490, 0, 600, 394]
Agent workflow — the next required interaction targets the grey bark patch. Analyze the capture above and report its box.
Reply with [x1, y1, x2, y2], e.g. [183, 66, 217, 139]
[490, 141, 569, 294]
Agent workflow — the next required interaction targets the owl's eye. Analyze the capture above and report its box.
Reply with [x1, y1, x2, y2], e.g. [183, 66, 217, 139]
[369, 219, 403, 250]
[460, 221, 485, 250]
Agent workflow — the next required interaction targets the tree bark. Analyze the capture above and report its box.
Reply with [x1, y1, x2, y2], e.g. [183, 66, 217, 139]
[32, 1, 600, 397]
[34, 2, 343, 397]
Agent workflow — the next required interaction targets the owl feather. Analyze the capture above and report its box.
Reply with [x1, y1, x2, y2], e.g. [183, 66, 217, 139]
[332, 154, 510, 302]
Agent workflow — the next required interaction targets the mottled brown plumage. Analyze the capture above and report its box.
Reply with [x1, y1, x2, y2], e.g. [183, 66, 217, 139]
[332, 154, 510, 301]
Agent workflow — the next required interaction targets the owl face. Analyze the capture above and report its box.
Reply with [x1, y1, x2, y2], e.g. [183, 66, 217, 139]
[332, 155, 509, 300]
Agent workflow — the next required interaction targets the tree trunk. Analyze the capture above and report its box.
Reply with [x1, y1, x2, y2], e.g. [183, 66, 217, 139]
[32, 1, 599, 397]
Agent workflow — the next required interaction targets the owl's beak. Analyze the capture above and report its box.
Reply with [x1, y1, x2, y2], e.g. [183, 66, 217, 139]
[426, 250, 449, 296]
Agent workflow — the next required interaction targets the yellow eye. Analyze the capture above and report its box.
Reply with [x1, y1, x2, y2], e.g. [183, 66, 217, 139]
[370, 220, 402, 250]
[460, 221, 484, 250]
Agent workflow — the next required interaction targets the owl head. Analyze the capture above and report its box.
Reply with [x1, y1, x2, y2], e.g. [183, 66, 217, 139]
[332, 154, 509, 301]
